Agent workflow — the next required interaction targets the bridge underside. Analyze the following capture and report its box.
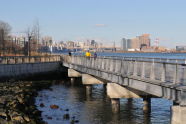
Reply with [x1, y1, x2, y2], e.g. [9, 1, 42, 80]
[65, 62, 186, 123]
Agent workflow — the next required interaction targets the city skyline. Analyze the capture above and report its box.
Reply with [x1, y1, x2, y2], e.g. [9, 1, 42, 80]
[0, 0, 186, 48]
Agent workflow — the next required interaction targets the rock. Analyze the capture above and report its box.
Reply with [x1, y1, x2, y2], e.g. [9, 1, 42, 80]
[75, 120, 79, 123]
[23, 115, 30, 122]
[71, 119, 75, 124]
[47, 116, 52, 120]
[50, 105, 59, 109]
[0, 118, 7, 124]
[40, 103, 45, 107]
[72, 116, 75, 119]
[63, 114, 70, 120]
[48, 88, 53, 91]
[17, 96, 24, 104]
[12, 115, 24, 121]
[0, 111, 7, 119]
[0, 81, 53, 124]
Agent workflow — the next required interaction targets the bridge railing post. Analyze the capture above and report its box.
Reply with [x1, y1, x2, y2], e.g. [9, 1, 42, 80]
[101, 58, 105, 70]
[141, 62, 145, 78]
[150, 60, 155, 80]
[180, 64, 186, 84]
[126, 61, 130, 76]
[173, 64, 178, 84]
[161, 63, 166, 82]
[110, 59, 115, 72]
[115, 59, 121, 73]
[133, 60, 137, 76]
[105, 58, 109, 71]
[120, 60, 126, 77]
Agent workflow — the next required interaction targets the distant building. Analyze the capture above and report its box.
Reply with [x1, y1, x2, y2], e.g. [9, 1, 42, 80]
[12, 36, 26, 48]
[121, 34, 151, 51]
[42, 36, 53, 46]
[121, 38, 127, 51]
[138, 34, 151, 49]
[176, 46, 186, 51]
[66, 41, 75, 48]
[91, 40, 96, 46]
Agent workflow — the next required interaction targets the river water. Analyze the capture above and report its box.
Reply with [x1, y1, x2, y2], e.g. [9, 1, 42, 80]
[35, 82, 172, 124]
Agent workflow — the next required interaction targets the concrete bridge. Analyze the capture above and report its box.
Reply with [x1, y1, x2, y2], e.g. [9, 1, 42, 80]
[61, 55, 186, 124]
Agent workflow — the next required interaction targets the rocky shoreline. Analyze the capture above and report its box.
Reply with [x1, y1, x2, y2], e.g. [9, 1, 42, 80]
[0, 80, 53, 124]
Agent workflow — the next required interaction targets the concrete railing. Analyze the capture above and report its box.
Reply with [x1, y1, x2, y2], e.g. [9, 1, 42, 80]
[61, 55, 186, 84]
[0, 55, 61, 64]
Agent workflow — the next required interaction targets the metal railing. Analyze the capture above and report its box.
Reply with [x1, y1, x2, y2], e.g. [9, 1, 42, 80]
[0, 55, 61, 64]
[61, 55, 186, 84]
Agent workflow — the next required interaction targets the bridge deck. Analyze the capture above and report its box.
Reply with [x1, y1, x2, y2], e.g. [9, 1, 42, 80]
[61, 55, 186, 105]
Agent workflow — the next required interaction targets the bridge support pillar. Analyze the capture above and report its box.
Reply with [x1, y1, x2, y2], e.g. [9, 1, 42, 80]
[68, 69, 82, 85]
[111, 98, 120, 113]
[128, 98, 133, 103]
[103, 84, 107, 94]
[70, 78, 75, 85]
[107, 83, 141, 113]
[143, 97, 151, 113]
[171, 105, 186, 124]
[86, 85, 92, 96]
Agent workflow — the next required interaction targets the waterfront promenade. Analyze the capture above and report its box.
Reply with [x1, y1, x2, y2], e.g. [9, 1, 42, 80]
[0, 54, 186, 123]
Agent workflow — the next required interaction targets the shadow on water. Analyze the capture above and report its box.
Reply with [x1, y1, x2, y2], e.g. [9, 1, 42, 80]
[35, 81, 171, 124]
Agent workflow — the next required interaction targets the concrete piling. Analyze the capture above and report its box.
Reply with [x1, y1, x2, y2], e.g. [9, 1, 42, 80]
[70, 78, 75, 85]
[111, 98, 120, 113]
[143, 97, 151, 113]
[171, 105, 186, 124]
[86, 85, 92, 96]
[103, 84, 107, 94]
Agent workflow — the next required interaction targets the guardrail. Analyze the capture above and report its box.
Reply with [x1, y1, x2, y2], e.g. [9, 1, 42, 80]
[103, 56, 186, 64]
[0, 55, 61, 64]
[61, 55, 186, 84]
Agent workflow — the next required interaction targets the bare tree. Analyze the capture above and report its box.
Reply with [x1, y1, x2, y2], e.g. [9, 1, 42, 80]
[25, 19, 41, 56]
[0, 20, 12, 55]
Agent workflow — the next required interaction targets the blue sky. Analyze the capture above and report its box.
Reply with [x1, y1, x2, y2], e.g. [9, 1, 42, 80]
[0, 0, 186, 48]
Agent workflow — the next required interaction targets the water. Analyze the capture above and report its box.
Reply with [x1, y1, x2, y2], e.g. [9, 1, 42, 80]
[35, 82, 172, 124]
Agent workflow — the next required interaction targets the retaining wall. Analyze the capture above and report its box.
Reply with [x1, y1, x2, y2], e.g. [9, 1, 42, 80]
[0, 62, 65, 80]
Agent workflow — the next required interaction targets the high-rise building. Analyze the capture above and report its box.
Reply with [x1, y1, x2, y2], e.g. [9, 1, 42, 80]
[139, 34, 151, 49]
[121, 38, 127, 51]
[121, 34, 151, 51]
[127, 39, 131, 49]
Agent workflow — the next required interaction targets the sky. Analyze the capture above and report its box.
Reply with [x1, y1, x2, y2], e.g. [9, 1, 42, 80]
[0, 0, 186, 48]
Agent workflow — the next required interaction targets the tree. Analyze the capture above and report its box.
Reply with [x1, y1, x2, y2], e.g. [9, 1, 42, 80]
[25, 20, 41, 56]
[0, 20, 12, 55]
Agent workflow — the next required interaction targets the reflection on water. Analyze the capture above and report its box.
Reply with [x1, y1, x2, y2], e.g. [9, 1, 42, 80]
[35, 82, 171, 124]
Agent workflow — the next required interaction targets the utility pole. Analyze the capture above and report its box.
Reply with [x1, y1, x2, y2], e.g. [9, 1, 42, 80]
[28, 36, 31, 57]
[1, 30, 5, 56]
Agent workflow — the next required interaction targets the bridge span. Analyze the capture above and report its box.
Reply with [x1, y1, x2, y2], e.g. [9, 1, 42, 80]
[61, 55, 186, 124]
